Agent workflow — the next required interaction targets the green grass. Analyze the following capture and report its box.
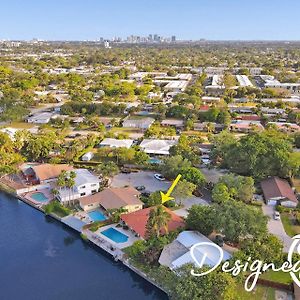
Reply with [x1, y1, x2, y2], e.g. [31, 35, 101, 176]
[236, 284, 275, 300]
[261, 271, 292, 284]
[281, 213, 300, 237]
[8, 121, 35, 129]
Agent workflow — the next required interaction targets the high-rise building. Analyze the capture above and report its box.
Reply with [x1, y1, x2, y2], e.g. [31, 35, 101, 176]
[171, 35, 176, 42]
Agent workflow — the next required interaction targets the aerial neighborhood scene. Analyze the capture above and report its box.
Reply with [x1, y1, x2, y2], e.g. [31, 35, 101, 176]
[1, 1, 300, 300]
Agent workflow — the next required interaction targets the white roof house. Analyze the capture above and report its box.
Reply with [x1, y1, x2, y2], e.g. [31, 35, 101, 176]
[27, 112, 56, 124]
[236, 75, 253, 87]
[122, 117, 155, 129]
[81, 152, 94, 161]
[164, 80, 189, 92]
[0, 127, 19, 140]
[58, 169, 100, 204]
[159, 231, 232, 270]
[99, 138, 134, 149]
[140, 139, 177, 155]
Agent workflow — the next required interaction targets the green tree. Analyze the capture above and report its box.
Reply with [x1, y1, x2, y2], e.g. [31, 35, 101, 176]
[146, 205, 171, 238]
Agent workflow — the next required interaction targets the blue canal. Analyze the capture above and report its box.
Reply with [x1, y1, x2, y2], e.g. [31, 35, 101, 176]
[0, 192, 168, 300]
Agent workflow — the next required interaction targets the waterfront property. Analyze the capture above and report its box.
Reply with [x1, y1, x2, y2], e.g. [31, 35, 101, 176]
[57, 169, 101, 205]
[159, 231, 232, 270]
[79, 187, 143, 213]
[24, 189, 53, 205]
[101, 227, 129, 243]
[88, 209, 107, 222]
[120, 207, 185, 239]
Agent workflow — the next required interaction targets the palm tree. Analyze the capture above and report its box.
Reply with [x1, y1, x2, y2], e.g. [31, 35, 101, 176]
[66, 171, 76, 204]
[146, 205, 171, 238]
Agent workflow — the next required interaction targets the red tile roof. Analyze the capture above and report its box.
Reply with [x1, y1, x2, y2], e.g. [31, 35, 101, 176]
[121, 206, 185, 239]
[261, 177, 298, 203]
[239, 115, 261, 121]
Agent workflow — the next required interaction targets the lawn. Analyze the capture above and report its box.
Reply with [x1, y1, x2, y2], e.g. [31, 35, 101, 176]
[281, 213, 300, 237]
[261, 271, 292, 285]
[291, 177, 300, 194]
[8, 121, 35, 129]
[236, 284, 275, 300]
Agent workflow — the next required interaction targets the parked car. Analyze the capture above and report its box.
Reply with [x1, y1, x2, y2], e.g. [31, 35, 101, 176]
[141, 191, 151, 198]
[154, 173, 165, 181]
[121, 168, 131, 174]
[215, 235, 224, 247]
[274, 211, 280, 220]
[135, 185, 146, 191]
[192, 189, 203, 197]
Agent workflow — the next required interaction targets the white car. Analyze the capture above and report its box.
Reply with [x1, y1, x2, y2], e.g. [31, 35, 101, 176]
[154, 173, 165, 181]
[273, 211, 280, 220]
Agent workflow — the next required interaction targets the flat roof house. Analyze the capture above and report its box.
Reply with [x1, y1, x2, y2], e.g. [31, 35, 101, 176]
[27, 112, 56, 124]
[261, 177, 298, 208]
[161, 119, 184, 129]
[58, 169, 101, 205]
[120, 206, 185, 239]
[99, 138, 134, 149]
[159, 231, 232, 270]
[122, 117, 155, 129]
[140, 139, 177, 155]
[80, 187, 142, 212]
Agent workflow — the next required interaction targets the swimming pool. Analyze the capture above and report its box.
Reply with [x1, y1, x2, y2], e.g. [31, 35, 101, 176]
[100, 228, 128, 243]
[31, 192, 48, 203]
[88, 210, 107, 222]
[148, 158, 162, 164]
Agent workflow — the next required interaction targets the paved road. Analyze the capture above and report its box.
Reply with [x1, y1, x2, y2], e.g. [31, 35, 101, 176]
[111, 171, 170, 192]
[173, 196, 209, 217]
[262, 204, 293, 252]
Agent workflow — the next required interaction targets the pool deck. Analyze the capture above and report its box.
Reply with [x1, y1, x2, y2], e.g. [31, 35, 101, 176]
[96, 224, 140, 249]
[23, 188, 53, 206]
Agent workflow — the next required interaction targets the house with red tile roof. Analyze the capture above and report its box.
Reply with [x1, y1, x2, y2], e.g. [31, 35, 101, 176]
[120, 206, 185, 239]
[261, 177, 298, 208]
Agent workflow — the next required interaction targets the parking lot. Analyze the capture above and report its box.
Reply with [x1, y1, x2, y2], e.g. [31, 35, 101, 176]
[111, 171, 171, 192]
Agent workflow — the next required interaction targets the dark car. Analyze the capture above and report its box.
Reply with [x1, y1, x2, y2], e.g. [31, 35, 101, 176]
[141, 191, 151, 198]
[135, 185, 146, 191]
[192, 189, 203, 197]
[215, 235, 224, 247]
[121, 168, 131, 174]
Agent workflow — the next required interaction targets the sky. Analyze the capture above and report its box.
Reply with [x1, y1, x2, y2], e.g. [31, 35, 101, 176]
[1, 0, 300, 41]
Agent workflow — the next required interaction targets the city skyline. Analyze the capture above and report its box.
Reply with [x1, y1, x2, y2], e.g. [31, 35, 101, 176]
[1, 0, 300, 41]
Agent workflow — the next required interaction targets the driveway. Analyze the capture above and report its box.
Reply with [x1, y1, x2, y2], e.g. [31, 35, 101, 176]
[111, 171, 171, 192]
[262, 204, 293, 252]
[173, 196, 209, 217]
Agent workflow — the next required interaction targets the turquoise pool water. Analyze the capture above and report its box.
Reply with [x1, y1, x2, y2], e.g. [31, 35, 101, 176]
[101, 228, 128, 243]
[88, 210, 107, 222]
[31, 192, 48, 203]
[148, 158, 162, 164]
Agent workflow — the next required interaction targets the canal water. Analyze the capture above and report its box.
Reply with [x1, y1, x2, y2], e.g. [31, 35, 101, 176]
[0, 192, 168, 300]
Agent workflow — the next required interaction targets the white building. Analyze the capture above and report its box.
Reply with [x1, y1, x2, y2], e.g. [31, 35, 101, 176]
[99, 138, 134, 149]
[57, 169, 101, 205]
[236, 75, 253, 87]
[159, 231, 232, 270]
[81, 152, 94, 161]
[122, 117, 155, 129]
[139, 139, 177, 155]
[27, 112, 56, 124]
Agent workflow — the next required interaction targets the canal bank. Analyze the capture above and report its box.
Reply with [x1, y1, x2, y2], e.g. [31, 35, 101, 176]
[0, 191, 168, 300]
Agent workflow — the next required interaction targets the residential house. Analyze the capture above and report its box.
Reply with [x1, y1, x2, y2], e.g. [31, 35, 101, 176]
[24, 164, 73, 184]
[140, 139, 177, 155]
[230, 120, 264, 133]
[122, 117, 155, 129]
[120, 207, 185, 239]
[27, 112, 57, 124]
[81, 152, 94, 162]
[99, 138, 134, 149]
[261, 177, 298, 208]
[161, 119, 184, 129]
[57, 169, 101, 205]
[159, 231, 231, 270]
[79, 187, 142, 212]
[268, 122, 300, 133]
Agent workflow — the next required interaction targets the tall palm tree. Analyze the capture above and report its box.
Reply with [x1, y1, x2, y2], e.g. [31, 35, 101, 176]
[146, 205, 171, 238]
[66, 171, 76, 203]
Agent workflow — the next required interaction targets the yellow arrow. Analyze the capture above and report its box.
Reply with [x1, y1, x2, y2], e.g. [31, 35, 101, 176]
[161, 174, 182, 204]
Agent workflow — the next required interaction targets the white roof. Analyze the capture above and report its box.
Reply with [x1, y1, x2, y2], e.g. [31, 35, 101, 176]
[164, 80, 189, 91]
[140, 139, 177, 155]
[82, 152, 94, 159]
[99, 138, 134, 149]
[236, 75, 253, 87]
[171, 231, 232, 270]
[73, 169, 99, 187]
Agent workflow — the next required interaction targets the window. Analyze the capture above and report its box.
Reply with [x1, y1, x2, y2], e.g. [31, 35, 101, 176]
[80, 192, 86, 197]
[91, 190, 97, 194]
[80, 186, 86, 189]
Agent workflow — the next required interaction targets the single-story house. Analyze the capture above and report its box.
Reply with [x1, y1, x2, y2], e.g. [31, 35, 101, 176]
[25, 164, 73, 184]
[261, 176, 298, 208]
[161, 119, 184, 129]
[159, 231, 232, 270]
[230, 120, 264, 133]
[120, 206, 185, 239]
[268, 122, 300, 133]
[139, 139, 177, 155]
[57, 169, 101, 205]
[99, 138, 134, 149]
[122, 117, 155, 129]
[27, 112, 57, 124]
[81, 152, 94, 161]
[80, 187, 142, 212]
